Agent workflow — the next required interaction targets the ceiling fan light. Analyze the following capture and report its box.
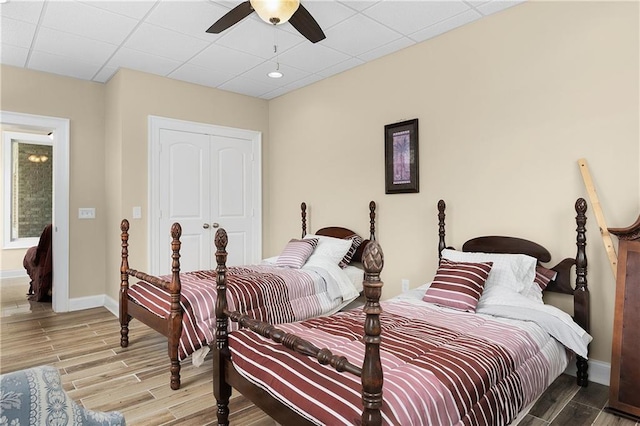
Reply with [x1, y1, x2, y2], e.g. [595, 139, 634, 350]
[250, 0, 300, 25]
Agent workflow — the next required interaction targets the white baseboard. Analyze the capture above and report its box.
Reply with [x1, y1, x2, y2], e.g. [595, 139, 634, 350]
[67, 294, 118, 318]
[103, 295, 119, 317]
[0, 269, 28, 280]
[68, 294, 105, 312]
[564, 358, 610, 386]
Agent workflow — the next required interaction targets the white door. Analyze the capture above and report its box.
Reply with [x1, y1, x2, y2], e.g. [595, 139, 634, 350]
[150, 117, 261, 276]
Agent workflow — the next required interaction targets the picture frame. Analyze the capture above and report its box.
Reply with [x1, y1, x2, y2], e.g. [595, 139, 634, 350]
[384, 118, 419, 194]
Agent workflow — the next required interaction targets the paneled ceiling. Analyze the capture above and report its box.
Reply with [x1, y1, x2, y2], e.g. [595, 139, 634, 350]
[1, 0, 524, 99]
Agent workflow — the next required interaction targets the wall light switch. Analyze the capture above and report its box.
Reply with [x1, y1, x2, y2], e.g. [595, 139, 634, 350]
[78, 207, 95, 219]
[402, 279, 410, 292]
[133, 206, 142, 219]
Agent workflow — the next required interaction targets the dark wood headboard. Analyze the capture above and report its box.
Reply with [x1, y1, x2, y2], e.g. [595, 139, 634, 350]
[301, 201, 377, 263]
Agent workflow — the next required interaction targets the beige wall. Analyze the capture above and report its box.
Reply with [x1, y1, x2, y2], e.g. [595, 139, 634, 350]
[1, 1, 637, 367]
[266, 1, 639, 364]
[0, 66, 106, 298]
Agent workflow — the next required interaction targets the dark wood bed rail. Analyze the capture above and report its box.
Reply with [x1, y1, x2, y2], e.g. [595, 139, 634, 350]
[436, 198, 590, 386]
[214, 227, 385, 426]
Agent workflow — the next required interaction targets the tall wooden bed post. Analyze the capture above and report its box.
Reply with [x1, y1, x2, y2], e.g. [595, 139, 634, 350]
[167, 223, 183, 390]
[214, 228, 231, 425]
[119, 220, 131, 349]
[120, 220, 184, 390]
[573, 197, 589, 386]
[360, 240, 384, 425]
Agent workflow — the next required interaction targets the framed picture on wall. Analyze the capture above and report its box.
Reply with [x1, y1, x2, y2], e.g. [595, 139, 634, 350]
[384, 118, 419, 194]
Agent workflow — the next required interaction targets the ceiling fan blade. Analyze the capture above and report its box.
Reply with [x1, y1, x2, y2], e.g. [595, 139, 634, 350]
[288, 4, 326, 43]
[206, 1, 254, 34]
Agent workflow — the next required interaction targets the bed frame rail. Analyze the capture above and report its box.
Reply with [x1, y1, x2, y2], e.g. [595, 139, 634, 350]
[214, 228, 385, 426]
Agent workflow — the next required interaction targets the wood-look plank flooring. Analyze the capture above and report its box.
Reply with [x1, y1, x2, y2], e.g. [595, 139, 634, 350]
[1, 277, 638, 426]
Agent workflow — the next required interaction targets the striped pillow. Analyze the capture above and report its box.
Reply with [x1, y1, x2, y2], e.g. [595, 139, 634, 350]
[339, 234, 364, 268]
[534, 265, 557, 290]
[276, 238, 318, 268]
[423, 259, 493, 313]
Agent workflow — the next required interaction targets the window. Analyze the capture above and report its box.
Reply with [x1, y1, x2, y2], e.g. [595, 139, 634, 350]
[3, 131, 53, 249]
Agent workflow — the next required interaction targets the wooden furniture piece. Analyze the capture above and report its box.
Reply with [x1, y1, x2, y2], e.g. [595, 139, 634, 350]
[119, 201, 377, 390]
[606, 215, 640, 420]
[212, 198, 590, 425]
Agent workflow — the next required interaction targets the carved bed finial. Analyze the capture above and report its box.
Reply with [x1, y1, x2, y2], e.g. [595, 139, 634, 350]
[362, 241, 383, 275]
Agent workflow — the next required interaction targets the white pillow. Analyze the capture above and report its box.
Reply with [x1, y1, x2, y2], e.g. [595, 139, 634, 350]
[441, 249, 537, 294]
[304, 234, 352, 265]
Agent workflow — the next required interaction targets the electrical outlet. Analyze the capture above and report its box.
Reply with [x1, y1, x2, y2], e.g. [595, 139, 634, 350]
[401, 279, 410, 292]
[78, 207, 95, 219]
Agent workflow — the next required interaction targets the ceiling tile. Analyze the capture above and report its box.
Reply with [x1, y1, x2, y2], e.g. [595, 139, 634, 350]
[146, 0, 230, 41]
[189, 43, 264, 74]
[41, 1, 139, 44]
[278, 42, 351, 73]
[409, 9, 483, 43]
[33, 27, 119, 65]
[316, 57, 365, 78]
[218, 74, 280, 97]
[363, 1, 471, 35]
[322, 13, 402, 57]
[93, 65, 118, 83]
[357, 36, 415, 62]
[0, 0, 44, 24]
[105, 47, 182, 76]
[476, 0, 525, 16]
[28, 50, 102, 80]
[169, 62, 238, 87]
[124, 23, 210, 62]
[337, 1, 378, 13]
[0, 44, 29, 67]
[77, 0, 158, 20]
[1, 16, 37, 48]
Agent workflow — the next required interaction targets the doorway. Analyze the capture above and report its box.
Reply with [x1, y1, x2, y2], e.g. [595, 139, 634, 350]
[148, 116, 262, 275]
[0, 111, 70, 312]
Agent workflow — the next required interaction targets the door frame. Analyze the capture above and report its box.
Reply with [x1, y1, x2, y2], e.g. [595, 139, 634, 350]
[1, 111, 70, 312]
[148, 115, 262, 274]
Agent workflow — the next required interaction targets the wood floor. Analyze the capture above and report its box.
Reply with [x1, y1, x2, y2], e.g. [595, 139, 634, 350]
[1, 276, 638, 426]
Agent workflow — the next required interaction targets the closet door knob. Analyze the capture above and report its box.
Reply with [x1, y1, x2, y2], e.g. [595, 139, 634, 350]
[203, 223, 210, 229]
[212, 223, 220, 228]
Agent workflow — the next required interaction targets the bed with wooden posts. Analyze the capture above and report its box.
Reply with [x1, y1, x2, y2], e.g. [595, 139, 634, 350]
[119, 201, 377, 390]
[212, 198, 591, 425]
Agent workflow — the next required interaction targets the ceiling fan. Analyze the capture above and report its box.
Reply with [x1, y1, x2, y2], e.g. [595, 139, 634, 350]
[206, 0, 326, 44]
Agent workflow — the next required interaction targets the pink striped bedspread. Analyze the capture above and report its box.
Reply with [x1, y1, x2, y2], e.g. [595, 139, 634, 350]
[229, 300, 569, 425]
[128, 265, 351, 361]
